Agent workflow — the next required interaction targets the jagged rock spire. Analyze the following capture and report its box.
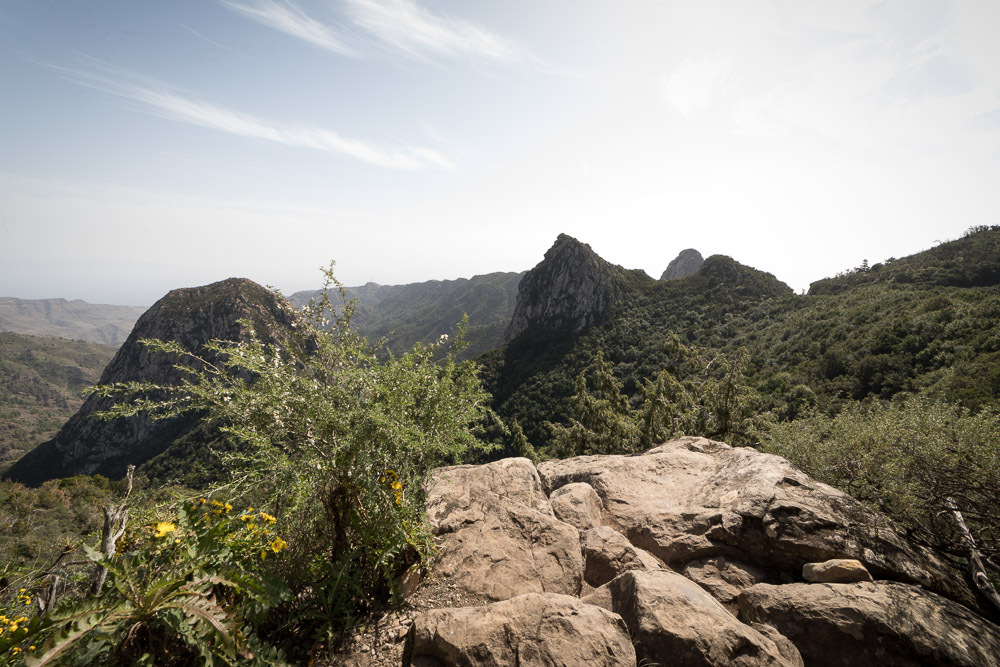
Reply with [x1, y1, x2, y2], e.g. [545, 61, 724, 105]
[504, 235, 634, 342]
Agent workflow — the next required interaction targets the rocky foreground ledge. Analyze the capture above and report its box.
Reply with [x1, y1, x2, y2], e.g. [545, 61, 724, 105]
[344, 438, 1000, 666]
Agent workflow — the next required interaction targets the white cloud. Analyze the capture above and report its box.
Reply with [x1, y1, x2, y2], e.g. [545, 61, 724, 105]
[661, 53, 735, 117]
[220, 0, 555, 70]
[345, 0, 528, 64]
[132, 86, 455, 170]
[52, 64, 454, 170]
[219, 0, 358, 57]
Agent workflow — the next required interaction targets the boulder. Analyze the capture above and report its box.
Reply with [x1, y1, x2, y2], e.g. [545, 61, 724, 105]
[682, 555, 775, 605]
[738, 581, 1000, 667]
[583, 570, 799, 666]
[550, 482, 604, 531]
[802, 558, 873, 584]
[403, 593, 636, 667]
[426, 458, 583, 600]
[583, 526, 662, 588]
[538, 437, 972, 606]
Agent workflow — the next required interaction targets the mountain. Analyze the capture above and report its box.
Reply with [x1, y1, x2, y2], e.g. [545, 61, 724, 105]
[3, 278, 304, 486]
[809, 224, 1000, 294]
[659, 248, 704, 280]
[290, 271, 523, 359]
[480, 230, 1000, 449]
[0, 297, 146, 346]
[505, 234, 648, 341]
[482, 240, 792, 446]
[0, 333, 117, 472]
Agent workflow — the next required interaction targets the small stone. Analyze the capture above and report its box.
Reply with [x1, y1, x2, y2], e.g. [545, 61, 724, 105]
[802, 559, 873, 584]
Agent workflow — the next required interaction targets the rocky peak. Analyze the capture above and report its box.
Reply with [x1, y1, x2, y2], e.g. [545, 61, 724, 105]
[660, 248, 704, 280]
[688, 255, 794, 299]
[505, 235, 636, 342]
[4, 278, 304, 486]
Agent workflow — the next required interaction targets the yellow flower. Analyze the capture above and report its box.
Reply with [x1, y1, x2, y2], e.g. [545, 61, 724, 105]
[269, 536, 288, 554]
[154, 521, 177, 538]
[11, 647, 21, 654]
[259, 512, 277, 524]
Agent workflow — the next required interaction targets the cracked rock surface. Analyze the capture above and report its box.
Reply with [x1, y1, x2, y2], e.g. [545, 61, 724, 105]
[336, 437, 997, 666]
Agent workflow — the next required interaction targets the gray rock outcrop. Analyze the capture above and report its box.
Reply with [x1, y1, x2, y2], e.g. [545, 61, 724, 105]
[426, 458, 583, 600]
[403, 593, 636, 667]
[407, 437, 998, 666]
[504, 234, 638, 342]
[738, 581, 1000, 667]
[660, 248, 705, 280]
[537, 436, 971, 606]
[584, 570, 798, 666]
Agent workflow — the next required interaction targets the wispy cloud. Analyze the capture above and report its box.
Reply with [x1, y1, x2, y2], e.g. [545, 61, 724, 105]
[219, 0, 358, 57]
[52, 64, 453, 170]
[344, 0, 529, 64]
[219, 0, 560, 71]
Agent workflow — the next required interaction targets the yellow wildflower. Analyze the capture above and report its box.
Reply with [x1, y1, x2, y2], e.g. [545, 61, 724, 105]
[11, 647, 21, 654]
[259, 512, 277, 524]
[269, 536, 288, 554]
[154, 521, 177, 538]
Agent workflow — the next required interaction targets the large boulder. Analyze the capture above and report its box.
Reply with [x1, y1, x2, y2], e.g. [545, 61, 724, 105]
[537, 437, 972, 606]
[583, 570, 799, 666]
[403, 593, 636, 667]
[549, 482, 604, 531]
[738, 581, 1000, 667]
[682, 555, 777, 606]
[426, 458, 583, 600]
[583, 526, 663, 588]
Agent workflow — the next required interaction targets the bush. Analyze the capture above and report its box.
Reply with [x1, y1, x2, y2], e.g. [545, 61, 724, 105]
[87, 264, 495, 653]
[1, 500, 287, 666]
[764, 395, 1000, 561]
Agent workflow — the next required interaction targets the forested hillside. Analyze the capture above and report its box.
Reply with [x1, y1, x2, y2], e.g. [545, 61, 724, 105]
[0, 333, 116, 471]
[482, 227, 1000, 449]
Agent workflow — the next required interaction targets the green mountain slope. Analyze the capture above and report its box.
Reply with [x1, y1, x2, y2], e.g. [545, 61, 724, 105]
[483, 229, 1000, 449]
[0, 333, 117, 471]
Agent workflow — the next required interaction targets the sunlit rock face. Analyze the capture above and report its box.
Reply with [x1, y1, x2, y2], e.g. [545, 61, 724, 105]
[409, 437, 999, 667]
[660, 248, 704, 281]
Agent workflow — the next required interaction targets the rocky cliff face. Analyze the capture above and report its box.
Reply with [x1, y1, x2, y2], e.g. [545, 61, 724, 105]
[660, 248, 704, 280]
[4, 278, 304, 485]
[340, 437, 1000, 665]
[505, 235, 642, 342]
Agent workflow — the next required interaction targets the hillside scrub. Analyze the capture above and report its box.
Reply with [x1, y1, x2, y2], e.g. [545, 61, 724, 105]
[2, 265, 496, 662]
[764, 395, 1000, 566]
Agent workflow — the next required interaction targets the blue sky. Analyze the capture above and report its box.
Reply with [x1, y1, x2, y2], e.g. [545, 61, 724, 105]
[2, 1, 999, 305]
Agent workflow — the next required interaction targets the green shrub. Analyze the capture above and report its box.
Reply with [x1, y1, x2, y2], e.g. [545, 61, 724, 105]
[1, 500, 287, 666]
[87, 264, 495, 653]
[765, 395, 1000, 560]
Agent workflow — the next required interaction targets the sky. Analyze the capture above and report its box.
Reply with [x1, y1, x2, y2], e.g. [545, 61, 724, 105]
[2, 0, 999, 305]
